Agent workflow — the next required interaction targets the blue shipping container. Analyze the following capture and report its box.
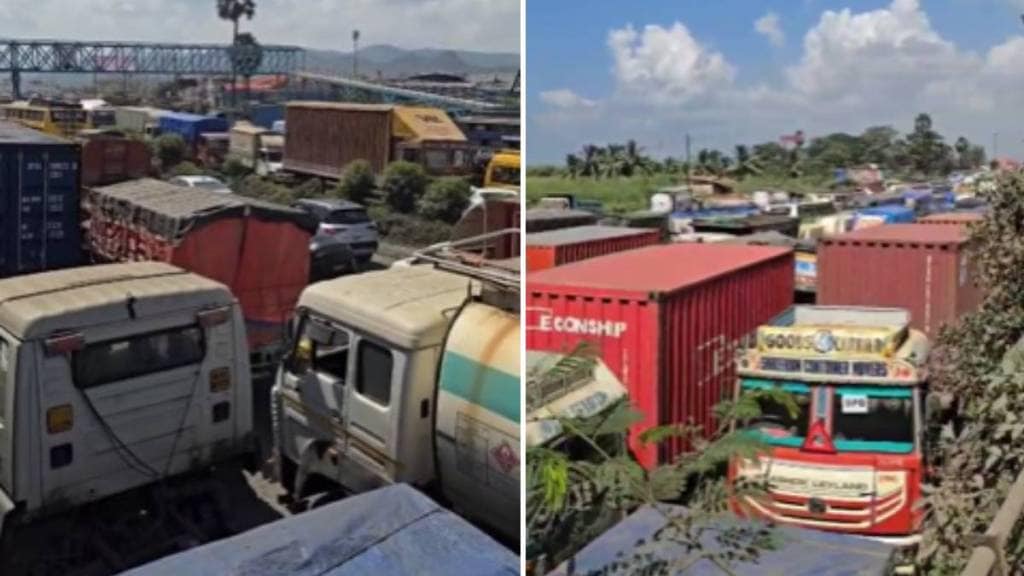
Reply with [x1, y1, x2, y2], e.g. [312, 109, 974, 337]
[157, 112, 230, 145]
[0, 121, 82, 278]
[248, 104, 285, 130]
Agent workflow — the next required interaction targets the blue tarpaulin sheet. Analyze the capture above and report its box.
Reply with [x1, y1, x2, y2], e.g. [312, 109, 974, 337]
[550, 505, 895, 576]
[120, 485, 519, 576]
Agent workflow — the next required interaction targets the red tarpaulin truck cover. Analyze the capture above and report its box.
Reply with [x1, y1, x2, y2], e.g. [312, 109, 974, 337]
[84, 178, 315, 352]
[527, 243, 794, 467]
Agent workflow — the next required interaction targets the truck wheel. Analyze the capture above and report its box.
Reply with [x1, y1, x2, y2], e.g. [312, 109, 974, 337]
[278, 455, 297, 495]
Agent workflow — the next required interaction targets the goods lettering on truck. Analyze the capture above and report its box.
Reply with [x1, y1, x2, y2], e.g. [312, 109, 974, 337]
[728, 306, 929, 547]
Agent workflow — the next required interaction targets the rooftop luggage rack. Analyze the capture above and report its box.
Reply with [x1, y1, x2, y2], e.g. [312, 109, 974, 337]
[411, 228, 520, 293]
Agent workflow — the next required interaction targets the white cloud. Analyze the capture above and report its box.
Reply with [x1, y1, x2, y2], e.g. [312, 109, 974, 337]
[540, 89, 596, 109]
[0, 0, 520, 52]
[754, 12, 785, 47]
[607, 22, 735, 105]
[786, 0, 974, 101]
[529, 0, 1024, 163]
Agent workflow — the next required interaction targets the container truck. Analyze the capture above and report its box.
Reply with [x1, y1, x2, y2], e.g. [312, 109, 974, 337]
[0, 121, 83, 279]
[282, 102, 473, 179]
[0, 262, 255, 541]
[83, 178, 316, 372]
[729, 306, 929, 563]
[77, 130, 153, 187]
[228, 122, 283, 175]
[526, 225, 660, 272]
[527, 242, 795, 468]
[525, 351, 629, 573]
[817, 224, 982, 340]
[157, 113, 230, 153]
[272, 230, 521, 541]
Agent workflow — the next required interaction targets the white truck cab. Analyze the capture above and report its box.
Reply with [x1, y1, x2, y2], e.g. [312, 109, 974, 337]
[274, 266, 471, 494]
[273, 233, 521, 541]
[0, 262, 253, 536]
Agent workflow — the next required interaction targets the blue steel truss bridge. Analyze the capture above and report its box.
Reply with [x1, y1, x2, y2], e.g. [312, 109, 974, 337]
[0, 38, 305, 98]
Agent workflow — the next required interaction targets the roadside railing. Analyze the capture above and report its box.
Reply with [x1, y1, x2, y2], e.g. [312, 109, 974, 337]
[961, 467, 1024, 576]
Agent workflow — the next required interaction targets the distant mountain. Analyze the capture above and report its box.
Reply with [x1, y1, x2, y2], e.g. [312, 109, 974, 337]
[304, 44, 518, 79]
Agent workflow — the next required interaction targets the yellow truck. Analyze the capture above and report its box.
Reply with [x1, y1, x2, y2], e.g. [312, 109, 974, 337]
[485, 150, 521, 191]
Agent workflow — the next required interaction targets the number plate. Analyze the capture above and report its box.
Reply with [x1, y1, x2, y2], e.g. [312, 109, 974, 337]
[841, 394, 869, 414]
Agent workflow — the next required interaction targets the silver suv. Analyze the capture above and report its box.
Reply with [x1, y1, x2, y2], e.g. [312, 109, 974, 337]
[293, 198, 379, 268]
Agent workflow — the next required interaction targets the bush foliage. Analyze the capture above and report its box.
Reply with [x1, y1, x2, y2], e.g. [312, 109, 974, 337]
[336, 160, 377, 204]
[382, 161, 429, 213]
[418, 177, 472, 224]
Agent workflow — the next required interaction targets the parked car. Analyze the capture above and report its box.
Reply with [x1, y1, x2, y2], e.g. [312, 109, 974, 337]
[292, 198, 380, 276]
[168, 175, 232, 194]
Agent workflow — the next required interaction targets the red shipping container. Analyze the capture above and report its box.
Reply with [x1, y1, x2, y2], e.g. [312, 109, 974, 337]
[526, 226, 661, 272]
[526, 243, 794, 467]
[818, 224, 982, 340]
[79, 133, 154, 187]
[84, 178, 315, 354]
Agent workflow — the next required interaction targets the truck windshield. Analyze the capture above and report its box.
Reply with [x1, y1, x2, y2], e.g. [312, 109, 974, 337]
[492, 166, 520, 186]
[831, 387, 915, 453]
[741, 379, 811, 447]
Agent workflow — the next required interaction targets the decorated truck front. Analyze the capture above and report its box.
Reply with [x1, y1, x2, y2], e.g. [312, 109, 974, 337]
[728, 306, 929, 545]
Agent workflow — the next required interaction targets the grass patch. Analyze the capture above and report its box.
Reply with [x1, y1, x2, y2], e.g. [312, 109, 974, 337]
[527, 174, 837, 213]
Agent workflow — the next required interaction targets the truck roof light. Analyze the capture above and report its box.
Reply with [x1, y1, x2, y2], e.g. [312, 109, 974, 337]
[197, 306, 231, 328]
[44, 332, 85, 356]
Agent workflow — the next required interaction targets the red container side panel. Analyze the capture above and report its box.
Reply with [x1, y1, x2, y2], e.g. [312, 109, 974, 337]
[527, 245, 795, 468]
[546, 230, 661, 272]
[660, 255, 794, 463]
[817, 240, 980, 340]
[233, 218, 312, 350]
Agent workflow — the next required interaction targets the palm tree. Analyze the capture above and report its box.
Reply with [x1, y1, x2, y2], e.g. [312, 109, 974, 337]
[217, 0, 257, 107]
[565, 154, 581, 179]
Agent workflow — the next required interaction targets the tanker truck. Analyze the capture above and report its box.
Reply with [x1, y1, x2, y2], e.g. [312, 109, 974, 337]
[271, 230, 520, 542]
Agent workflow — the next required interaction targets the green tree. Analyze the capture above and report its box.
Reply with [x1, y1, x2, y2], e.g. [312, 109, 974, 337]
[382, 161, 429, 213]
[906, 113, 947, 176]
[293, 177, 325, 199]
[418, 177, 472, 223]
[217, 0, 256, 45]
[860, 125, 899, 167]
[335, 159, 377, 204]
[154, 134, 188, 170]
[168, 161, 204, 177]
[954, 136, 971, 170]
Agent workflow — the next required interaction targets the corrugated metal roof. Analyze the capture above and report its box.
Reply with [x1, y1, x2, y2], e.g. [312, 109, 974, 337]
[299, 266, 470, 349]
[527, 243, 792, 295]
[392, 106, 466, 143]
[286, 101, 393, 113]
[525, 209, 595, 222]
[0, 262, 232, 339]
[824, 223, 968, 246]
[526, 225, 657, 247]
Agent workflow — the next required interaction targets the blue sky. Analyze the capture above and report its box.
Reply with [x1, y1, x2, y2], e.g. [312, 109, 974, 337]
[0, 0, 520, 52]
[527, 0, 1024, 163]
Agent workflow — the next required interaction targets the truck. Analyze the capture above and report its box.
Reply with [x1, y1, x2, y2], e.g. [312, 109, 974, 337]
[272, 230, 521, 542]
[283, 102, 473, 179]
[729, 306, 929, 555]
[0, 262, 254, 540]
[229, 122, 284, 175]
[484, 149, 521, 191]
[525, 351, 629, 574]
[156, 113, 230, 155]
[83, 178, 316, 373]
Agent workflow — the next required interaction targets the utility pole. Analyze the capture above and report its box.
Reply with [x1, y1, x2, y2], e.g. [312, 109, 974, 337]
[685, 132, 692, 186]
